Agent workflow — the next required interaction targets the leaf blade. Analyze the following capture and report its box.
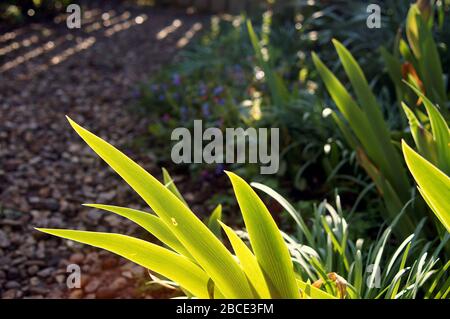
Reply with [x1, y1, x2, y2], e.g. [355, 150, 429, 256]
[66, 117, 253, 298]
[220, 222, 271, 299]
[402, 141, 450, 232]
[36, 229, 211, 298]
[226, 171, 300, 298]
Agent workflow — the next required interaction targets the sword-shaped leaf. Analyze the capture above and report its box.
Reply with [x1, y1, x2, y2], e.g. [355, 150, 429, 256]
[406, 83, 450, 175]
[220, 222, 271, 299]
[402, 141, 450, 232]
[36, 229, 211, 298]
[226, 171, 300, 298]
[65, 117, 253, 298]
[401, 102, 437, 164]
[162, 168, 188, 206]
[83, 204, 191, 258]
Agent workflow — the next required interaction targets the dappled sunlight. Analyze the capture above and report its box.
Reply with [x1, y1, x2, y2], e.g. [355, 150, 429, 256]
[176, 22, 202, 48]
[23, 35, 96, 77]
[0, 29, 26, 43]
[103, 11, 130, 28]
[85, 10, 123, 32]
[0, 9, 153, 76]
[0, 28, 53, 56]
[104, 14, 148, 37]
[0, 34, 41, 56]
[0, 2, 204, 77]
[0, 39, 58, 72]
[50, 37, 96, 65]
[156, 19, 183, 40]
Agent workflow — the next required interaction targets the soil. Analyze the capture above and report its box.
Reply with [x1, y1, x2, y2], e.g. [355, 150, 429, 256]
[0, 1, 211, 299]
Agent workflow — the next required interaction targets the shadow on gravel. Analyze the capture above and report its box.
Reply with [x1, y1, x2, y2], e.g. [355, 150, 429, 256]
[0, 1, 208, 299]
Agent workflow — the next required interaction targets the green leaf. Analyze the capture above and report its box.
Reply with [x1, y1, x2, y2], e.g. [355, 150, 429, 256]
[247, 20, 288, 107]
[36, 229, 212, 298]
[83, 204, 191, 258]
[312, 51, 409, 203]
[402, 141, 450, 232]
[162, 168, 188, 206]
[380, 46, 403, 89]
[332, 39, 410, 199]
[219, 222, 271, 298]
[296, 279, 336, 299]
[353, 250, 363, 297]
[331, 112, 359, 150]
[250, 182, 314, 247]
[226, 171, 300, 298]
[365, 228, 391, 298]
[312, 52, 370, 145]
[406, 83, 450, 175]
[66, 117, 253, 298]
[207, 204, 223, 240]
[406, 4, 421, 58]
[401, 102, 437, 164]
[355, 149, 415, 233]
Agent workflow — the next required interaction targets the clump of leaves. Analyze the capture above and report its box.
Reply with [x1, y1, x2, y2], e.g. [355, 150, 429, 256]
[37, 117, 332, 299]
[312, 39, 416, 237]
[251, 183, 449, 299]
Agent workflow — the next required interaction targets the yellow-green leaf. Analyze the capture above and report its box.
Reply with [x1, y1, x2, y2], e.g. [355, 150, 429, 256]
[401, 102, 437, 164]
[219, 221, 271, 299]
[296, 279, 336, 299]
[162, 168, 188, 206]
[83, 204, 191, 258]
[66, 117, 253, 298]
[226, 171, 300, 298]
[36, 229, 211, 298]
[207, 204, 223, 240]
[402, 141, 450, 232]
[406, 83, 450, 175]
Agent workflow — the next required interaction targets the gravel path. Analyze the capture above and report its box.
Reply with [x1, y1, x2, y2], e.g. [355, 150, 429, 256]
[0, 1, 206, 298]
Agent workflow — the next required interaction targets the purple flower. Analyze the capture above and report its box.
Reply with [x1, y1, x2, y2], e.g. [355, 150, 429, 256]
[150, 84, 159, 92]
[172, 73, 181, 86]
[131, 88, 141, 98]
[158, 94, 165, 101]
[202, 103, 210, 117]
[213, 86, 224, 96]
[198, 83, 207, 96]
[180, 106, 189, 121]
[214, 164, 225, 176]
[162, 113, 171, 122]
